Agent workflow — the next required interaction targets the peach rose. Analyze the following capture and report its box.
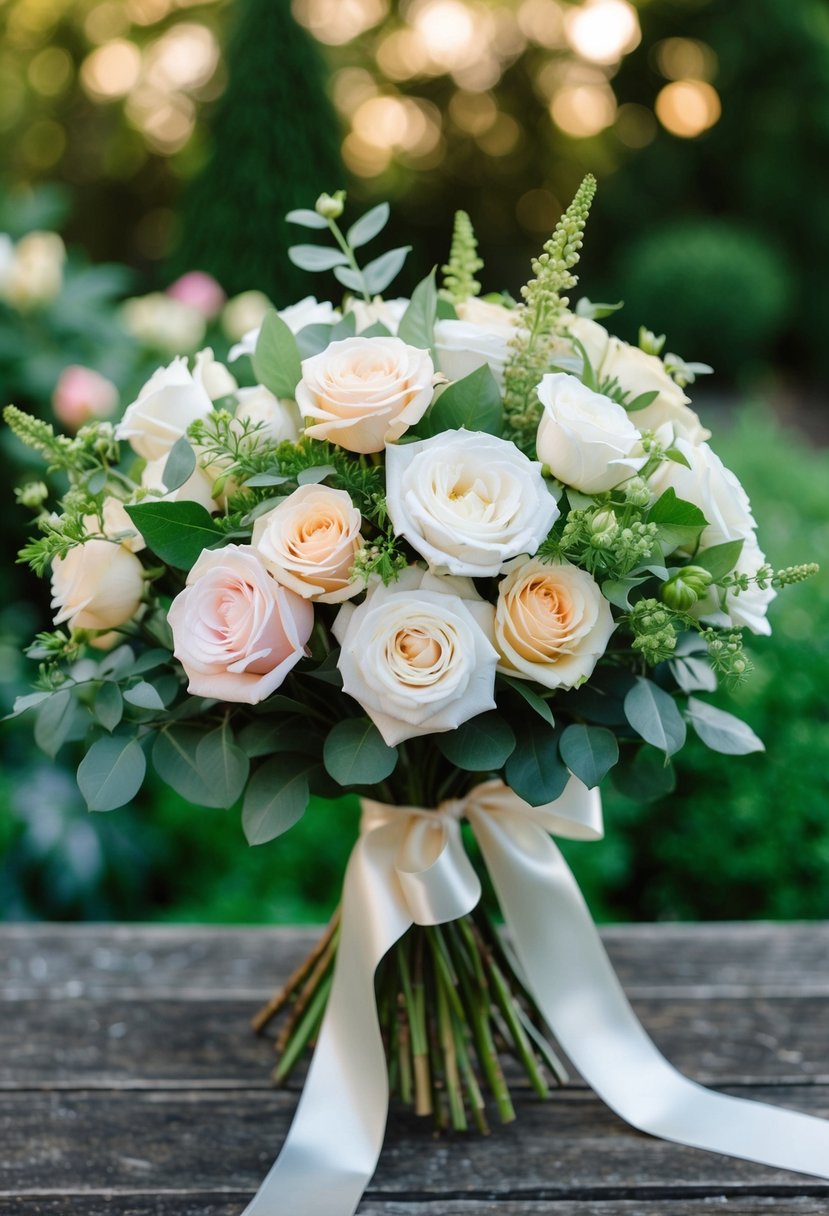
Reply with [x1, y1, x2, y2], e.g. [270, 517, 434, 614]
[296, 335, 434, 453]
[252, 484, 363, 603]
[168, 545, 314, 704]
[51, 539, 144, 632]
[494, 558, 615, 690]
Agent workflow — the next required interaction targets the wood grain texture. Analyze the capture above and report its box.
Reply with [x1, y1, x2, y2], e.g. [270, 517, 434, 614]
[2, 923, 828, 1216]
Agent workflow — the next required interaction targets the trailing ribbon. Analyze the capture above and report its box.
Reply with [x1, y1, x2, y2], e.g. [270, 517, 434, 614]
[242, 779, 829, 1216]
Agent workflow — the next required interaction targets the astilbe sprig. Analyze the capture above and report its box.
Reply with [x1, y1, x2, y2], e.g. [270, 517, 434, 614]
[440, 210, 484, 305]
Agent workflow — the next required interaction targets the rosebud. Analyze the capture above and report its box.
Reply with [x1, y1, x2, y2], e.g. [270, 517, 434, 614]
[315, 191, 346, 220]
[661, 565, 713, 611]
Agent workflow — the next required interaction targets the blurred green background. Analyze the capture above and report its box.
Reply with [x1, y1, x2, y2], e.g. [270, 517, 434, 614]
[1, 0, 827, 924]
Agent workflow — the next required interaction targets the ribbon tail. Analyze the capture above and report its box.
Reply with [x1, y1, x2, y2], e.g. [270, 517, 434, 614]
[241, 824, 412, 1216]
[472, 811, 829, 1181]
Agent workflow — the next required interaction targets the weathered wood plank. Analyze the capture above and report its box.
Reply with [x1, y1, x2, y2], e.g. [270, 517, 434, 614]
[2, 995, 827, 1089]
[1, 1088, 828, 1197]
[2, 924, 828, 1000]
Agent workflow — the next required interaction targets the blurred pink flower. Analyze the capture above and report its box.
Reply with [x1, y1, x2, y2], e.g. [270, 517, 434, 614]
[52, 365, 119, 431]
[166, 271, 226, 319]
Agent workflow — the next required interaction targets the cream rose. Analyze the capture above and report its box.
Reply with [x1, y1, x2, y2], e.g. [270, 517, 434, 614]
[192, 348, 238, 400]
[599, 338, 709, 444]
[536, 373, 646, 493]
[347, 296, 410, 334]
[83, 497, 145, 554]
[434, 298, 518, 389]
[121, 294, 206, 354]
[222, 290, 271, 343]
[51, 539, 144, 632]
[141, 455, 218, 514]
[494, 558, 615, 690]
[168, 545, 314, 704]
[297, 335, 434, 453]
[3, 231, 65, 309]
[564, 314, 611, 373]
[228, 296, 341, 362]
[333, 567, 498, 746]
[649, 437, 756, 549]
[116, 357, 213, 461]
[233, 385, 302, 447]
[252, 484, 363, 603]
[386, 429, 559, 577]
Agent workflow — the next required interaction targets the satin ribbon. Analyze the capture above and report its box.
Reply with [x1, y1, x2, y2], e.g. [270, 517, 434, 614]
[242, 779, 829, 1216]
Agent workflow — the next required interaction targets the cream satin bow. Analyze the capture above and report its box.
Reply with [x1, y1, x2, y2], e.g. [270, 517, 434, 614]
[242, 779, 829, 1216]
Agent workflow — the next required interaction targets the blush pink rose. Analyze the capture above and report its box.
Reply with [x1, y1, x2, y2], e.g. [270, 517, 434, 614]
[168, 545, 314, 704]
[166, 271, 226, 319]
[52, 365, 119, 431]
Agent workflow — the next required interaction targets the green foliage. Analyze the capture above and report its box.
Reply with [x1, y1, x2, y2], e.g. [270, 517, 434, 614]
[125, 500, 223, 570]
[252, 311, 302, 399]
[323, 718, 398, 787]
[416, 365, 503, 438]
[440, 211, 484, 305]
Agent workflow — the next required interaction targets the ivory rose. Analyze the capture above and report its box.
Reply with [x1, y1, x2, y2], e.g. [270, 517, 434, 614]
[332, 567, 498, 746]
[51, 539, 144, 632]
[233, 385, 302, 447]
[192, 348, 237, 400]
[141, 455, 218, 514]
[121, 293, 206, 354]
[536, 373, 646, 493]
[599, 338, 709, 443]
[297, 335, 434, 453]
[84, 497, 145, 553]
[347, 296, 410, 334]
[494, 558, 615, 690]
[252, 484, 363, 603]
[434, 297, 518, 389]
[2, 231, 65, 310]
[649, 437, 756, 549]
[228, 296, 341, 361]
[168, 545, 314, 704]
[116, 357, 213, 461]
[385, 429, 559, 577]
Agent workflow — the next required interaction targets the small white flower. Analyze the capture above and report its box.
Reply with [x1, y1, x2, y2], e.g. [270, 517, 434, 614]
[347, 296, 410, 334]
[192, 348, 238, 400]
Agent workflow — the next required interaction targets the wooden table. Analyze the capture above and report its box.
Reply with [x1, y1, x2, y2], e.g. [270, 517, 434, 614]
[1, 923, 828, 1215]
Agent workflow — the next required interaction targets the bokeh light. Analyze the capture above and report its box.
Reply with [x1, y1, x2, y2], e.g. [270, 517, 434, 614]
[292, 0, 389, 46]
[81, 41, 143, 101]
[655, 38, 718, 83]
[655, 79, 722, 138]
[564, 0, 640, 65]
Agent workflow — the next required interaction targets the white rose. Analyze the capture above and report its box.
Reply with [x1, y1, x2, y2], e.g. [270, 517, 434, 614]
[228, 296, 341, 362]
[434, 298, 518, 389]
[222, 290, 272, 342]
[649, 438, 756, 549]
[599, 338, 709, 444]
[332, 567, 498, 746]
[116, 356, 213, 461]
[535, 373, 646, 493]
[233, 385, 302, 447]
[560, 314, 611, 374]
[168, 545, 314, 705]
[83, 497, 145, 553]
[141, 454, 217, 513]
[252, 484, 363, 603]
[297, 335, 434, 454]
[494, 558, 615, 690]
[51, 539, 144, 632]
[347, 296, 410, 334]
[121, 294, 206, 353]
[192, 348, 238, 400]
[386, 429, 559, 577]
[4, 231, 65, 309]
[696, 533, 776, 637]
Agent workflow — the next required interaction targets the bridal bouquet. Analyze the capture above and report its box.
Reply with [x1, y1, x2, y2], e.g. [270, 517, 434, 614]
[7, 179, 823, 1212]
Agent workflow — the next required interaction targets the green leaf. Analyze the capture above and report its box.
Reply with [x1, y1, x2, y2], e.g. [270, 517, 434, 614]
[497, 675, 555, 727]
[4, 690, 52, 720]
[297, 464, 336, 486]
[695, 539, 745, 582]
[504, 716, 568, 806]
[130, 648, 172, 676]
[195, 722, 250, 807]
[347, 202, 390, 249]
[611, 745, 676, 802]
[330, 313, 357, 340]
[295, 323, 334, 358]
[123, 681, 165, 711]
[685, 697, 764, 755]
[397, 268, 437, 354]
[34, 689, 75, 758]
[244, 471, 291, 488]
[285, 208, 329, 230]
[669, 656, 717, 694]
[162, 436, 196, 492]
[125, 500, 222, 571]
[242, 755, 315, 845]
[323, 717, 398, 786]
[624, 389, 659, 412]
[436, 711, 516, 771]
[362, 246, 412, 295]
[559, 724, 618, 789]
[238, 718, 316, 757]
[100, 644, 135, 679]
[420, 364, 503, 438]
[288, 244, 350, 271]
[94, 682, 123, 732]
[601, 574, 649, 611]
[77, 735, 146, 812]
[333, 265, 365, 294]
[624, 678, 686, 756]
[252, 309, 302, 399]
[153, 726, 227, 808]
[649, 488, 708, 529]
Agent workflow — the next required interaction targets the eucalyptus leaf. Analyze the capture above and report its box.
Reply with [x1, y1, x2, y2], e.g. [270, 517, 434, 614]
[397, 268, 437, 354]
[333, 265, 365, 294]
[196, 722, 250, 807]
[86, 469, 108, 495]
[100, 645, 136, 679]
[238, 718, 316, 758]
[285, 208, 329, 230]
[559, 724, 619, 789]
[297, 464, 336, 486]
[94, 682, 123, 732]
[252, 309, 302, 399]
[669, 656, 717, 694]
[123, 681, 166, 711]
[288, 244, 350, 271]
[323, 717, 398, 786]
[242, 755, 315, 845]
[602, 574, 649, 611]
[497, 675, 555, 727]
[436, 711, 516, 772]
[77, 735, 146, 812]
[624, 678, 687, 756]
[153, 726, 226, 807]
[347, 202, 390, 249]
[295, 322, 334, 358]
[362, 245, 412, 295]
[4, 690, 52, 721]
[244, 471, 291, 488]
[131, 649, 172, 676]
[162, 436, 196, 492]
[504, 717, 568, 806]
[611, 745, 677, 802]
[330, 313, 358, 340]
[125, 501, 222, 571]
[685, 697, 764, 755]
[34, 688, 74, 758]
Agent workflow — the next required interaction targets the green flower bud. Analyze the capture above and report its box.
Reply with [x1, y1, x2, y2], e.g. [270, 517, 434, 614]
[15, 481, 49, 509]
[623, 477, 652, 508]
[661, 565, 712, 612]
[315, 190, 346, 220]
[590, 508, 618, 546]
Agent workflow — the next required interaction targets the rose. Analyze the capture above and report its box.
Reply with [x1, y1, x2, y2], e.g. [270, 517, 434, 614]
[434, 297, 518, 388]
[695, 533, 776, 637]
[333, 567, 498, 746]
[121, 294, 206, 353]
[649, 437, 756, 549]
[83, 497, 145, 554]
[228, 296, 341, 362]
[51, 539, 144, 632]
[599, 338, 709, 444]
[3, 231, 65, 310]
[535, 373, 646, 493]
[252, 484, 363, 603]
[347, 296, 410, 334]
[166, 271, 225, 319]
[233, 385, 302, 447]
[167, 545, 314, 704]
[192, 348, 238, 400]
[222, 290, 271, 343]
[564, 314, 611, 373]
[386, 429, 559, 577]
[52, 366, 119, 431]
[116, 357, 214, 461]
[141, 455, 218, 513]
[297, 336, 434, 453]
[494, 558, 615, 690]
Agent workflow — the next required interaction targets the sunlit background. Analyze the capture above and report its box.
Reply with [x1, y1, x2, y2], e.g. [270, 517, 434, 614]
[1, 0, 828, 924]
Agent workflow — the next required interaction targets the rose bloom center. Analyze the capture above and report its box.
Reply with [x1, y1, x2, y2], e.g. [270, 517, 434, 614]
[511, 577, 576, 659]
[206, 578, 284, 674]
[291, 511, 342, 558]
[388, 625, 450, 684]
